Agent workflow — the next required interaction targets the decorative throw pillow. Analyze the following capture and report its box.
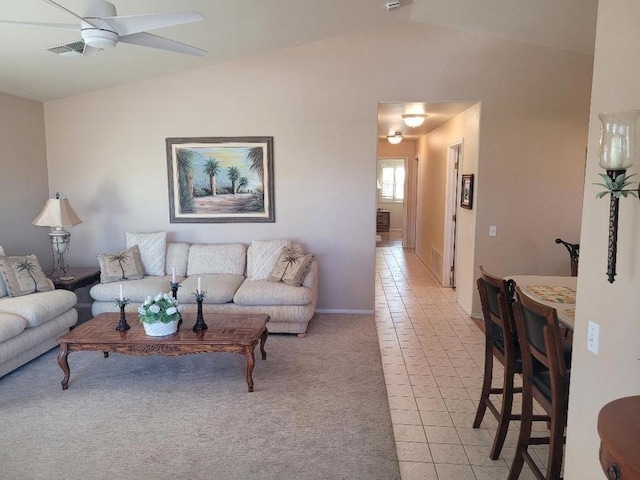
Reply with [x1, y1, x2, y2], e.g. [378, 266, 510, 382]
[97, 245, 145, 284]
[0, 254, 53, 297]
[248, 239, 292, 280]
[126, 232, 166, 276]
[268, 248, 315, 287]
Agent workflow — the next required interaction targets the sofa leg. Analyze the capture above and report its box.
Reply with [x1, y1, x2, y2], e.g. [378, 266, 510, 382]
[297, 332, 307, 338]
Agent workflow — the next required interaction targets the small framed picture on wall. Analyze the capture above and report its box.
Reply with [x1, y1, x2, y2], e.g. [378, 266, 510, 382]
[460, 174, 474, 210]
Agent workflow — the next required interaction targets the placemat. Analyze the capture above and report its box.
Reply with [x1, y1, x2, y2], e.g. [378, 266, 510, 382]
[523, 285, 576, 304]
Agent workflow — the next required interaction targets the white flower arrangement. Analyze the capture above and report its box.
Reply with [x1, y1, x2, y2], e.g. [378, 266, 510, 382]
[138, 293, 184, 324]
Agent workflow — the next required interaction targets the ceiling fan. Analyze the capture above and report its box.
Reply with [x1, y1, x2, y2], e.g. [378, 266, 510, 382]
[0, 0, 207, 57]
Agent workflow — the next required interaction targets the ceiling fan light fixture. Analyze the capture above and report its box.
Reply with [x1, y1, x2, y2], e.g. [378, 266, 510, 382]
[81, 25, 118, 49]
[402, 113, 428, 128]
[387, 131, 403, 145]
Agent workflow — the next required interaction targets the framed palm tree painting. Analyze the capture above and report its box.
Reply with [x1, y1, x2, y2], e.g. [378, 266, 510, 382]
[166, 136, 275, 223]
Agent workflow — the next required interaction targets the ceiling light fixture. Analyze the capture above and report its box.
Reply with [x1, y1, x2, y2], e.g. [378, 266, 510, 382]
[401, 113, 428, 128]
[387, 131, 403, 145]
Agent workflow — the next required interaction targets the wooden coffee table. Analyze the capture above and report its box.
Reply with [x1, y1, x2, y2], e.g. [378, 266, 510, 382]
[57, 312, 269, 392]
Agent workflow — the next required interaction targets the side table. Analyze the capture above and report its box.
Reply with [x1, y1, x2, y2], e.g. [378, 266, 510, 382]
[49, 268, 100, 292]
[598, 395, 640, 479]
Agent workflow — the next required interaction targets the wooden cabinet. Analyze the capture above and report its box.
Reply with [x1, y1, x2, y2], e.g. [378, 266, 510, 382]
[376, 210, 390, 232]
[598, 396, 640, 479]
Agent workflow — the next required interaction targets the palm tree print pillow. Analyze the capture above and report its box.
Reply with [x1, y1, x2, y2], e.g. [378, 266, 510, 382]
[0, 254, 54, 297]
[97, 245, 145, 284]
[268, 248, 314, 287]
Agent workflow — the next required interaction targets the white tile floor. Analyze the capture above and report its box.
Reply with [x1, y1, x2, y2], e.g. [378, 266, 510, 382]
[375, 245, 553, 480]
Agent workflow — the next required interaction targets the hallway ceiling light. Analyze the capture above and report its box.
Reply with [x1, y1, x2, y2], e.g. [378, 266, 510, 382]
[387, 131, 403, 144]
[402, 113, 428, 128]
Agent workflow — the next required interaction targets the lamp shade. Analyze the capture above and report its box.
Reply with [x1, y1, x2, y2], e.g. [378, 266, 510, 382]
[402, 113, 428, 128]
[387, 131, 403, 145]
[32, 196, 82, 228]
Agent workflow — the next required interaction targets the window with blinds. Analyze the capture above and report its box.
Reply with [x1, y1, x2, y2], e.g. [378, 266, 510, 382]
[378, 159, 405, 203]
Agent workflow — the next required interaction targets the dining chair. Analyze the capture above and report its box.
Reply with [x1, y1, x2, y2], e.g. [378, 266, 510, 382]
[555, 238, 580, 277]
[508, 287, 571, 480]
[473, 266, 522, 460]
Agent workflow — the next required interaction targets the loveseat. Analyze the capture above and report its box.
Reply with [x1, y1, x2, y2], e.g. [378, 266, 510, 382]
[89, 237, 318, 336]
[0, 246, 78, 378]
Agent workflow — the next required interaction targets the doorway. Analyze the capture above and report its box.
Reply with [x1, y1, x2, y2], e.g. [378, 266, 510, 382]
[443, 141, 463, 289]
[376, 158, 405, 246]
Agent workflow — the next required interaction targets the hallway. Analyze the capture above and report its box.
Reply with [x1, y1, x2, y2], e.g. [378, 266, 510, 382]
[376, 245, 547, 480]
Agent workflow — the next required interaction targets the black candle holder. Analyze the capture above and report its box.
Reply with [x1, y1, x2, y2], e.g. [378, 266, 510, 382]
[170, 282, 182, 326]
[595, 169, 639, 283]
[115, 298, 130, 331]
[193, 291, 208, 332]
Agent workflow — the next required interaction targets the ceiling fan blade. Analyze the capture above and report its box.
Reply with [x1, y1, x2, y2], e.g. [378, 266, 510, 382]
[103, 11, 204, 36]
[119, 32, 206, 56]
[42, 0, 99, 28]
[0, 19, 79, 31]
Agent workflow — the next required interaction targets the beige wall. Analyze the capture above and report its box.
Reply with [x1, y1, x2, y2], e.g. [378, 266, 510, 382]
[565, 0, 640, 477]
[0, 92, 50, 265]
[42, 22, 591, 312]
[414, 104, 480, 312]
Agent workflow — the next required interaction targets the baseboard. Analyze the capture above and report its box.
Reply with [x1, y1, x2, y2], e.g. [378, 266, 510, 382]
[315, 309, 375, 315]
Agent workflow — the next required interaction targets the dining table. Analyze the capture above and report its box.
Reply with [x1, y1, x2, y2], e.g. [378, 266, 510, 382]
[505, 275, 577, 330]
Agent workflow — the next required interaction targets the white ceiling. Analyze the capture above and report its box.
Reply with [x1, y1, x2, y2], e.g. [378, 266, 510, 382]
[0, 0, 599, 102]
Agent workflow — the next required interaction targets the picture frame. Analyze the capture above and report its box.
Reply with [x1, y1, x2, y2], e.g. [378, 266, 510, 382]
[166, 136, 275, 223]
[460, 174, 474, 210]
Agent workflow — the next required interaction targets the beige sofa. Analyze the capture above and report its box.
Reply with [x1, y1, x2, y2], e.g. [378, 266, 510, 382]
[0, 246, 78, 378]
[90, 241, 318, 336]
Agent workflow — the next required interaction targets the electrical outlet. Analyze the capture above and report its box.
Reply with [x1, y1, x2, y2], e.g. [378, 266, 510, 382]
[587, 321, 599, 355]
[489, 225, 497, 237]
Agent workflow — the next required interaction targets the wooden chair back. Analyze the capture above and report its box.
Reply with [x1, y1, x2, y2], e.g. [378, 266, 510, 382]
[513, 287, 569, 404]
[477, 266, 518, 362]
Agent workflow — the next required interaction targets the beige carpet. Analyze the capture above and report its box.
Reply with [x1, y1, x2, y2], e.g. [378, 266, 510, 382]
[0, 314, 399, 480]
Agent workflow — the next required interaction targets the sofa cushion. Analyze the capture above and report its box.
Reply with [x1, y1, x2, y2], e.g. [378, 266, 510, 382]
[187, 244, 246, 276]
[234, 279, 314, 306]
[126, 232, 167, 276]
[269, 248, 315, 287]
[177, 275, 245, 304]
[165, 242, 190, 276]
[0, 254, 54, 297]
[97, 245, 145, 283]
[90, 276, 177, 303]
[0, 246, 6, 298]
[247, 239, 291, 280]
[0, 313, 27, 342]
[0, 290, 77, 328]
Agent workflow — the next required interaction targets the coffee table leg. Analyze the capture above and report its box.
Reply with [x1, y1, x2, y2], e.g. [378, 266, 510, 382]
[57, 344, 70, 390]
[260, 329, 268, 360]
[244, 346, 256, 392]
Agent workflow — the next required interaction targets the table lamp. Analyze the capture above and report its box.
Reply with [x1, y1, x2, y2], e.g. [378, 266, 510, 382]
[32, 193, 82, 280]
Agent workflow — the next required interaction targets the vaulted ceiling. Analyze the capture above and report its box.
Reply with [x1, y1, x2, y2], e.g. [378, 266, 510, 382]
[0, 0, 598, 102]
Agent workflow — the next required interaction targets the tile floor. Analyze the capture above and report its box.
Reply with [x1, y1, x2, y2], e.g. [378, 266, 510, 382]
[375, 245, 553, 480]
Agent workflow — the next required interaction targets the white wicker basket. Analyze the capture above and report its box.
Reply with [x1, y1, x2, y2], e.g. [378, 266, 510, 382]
[142, 320, 179, 336]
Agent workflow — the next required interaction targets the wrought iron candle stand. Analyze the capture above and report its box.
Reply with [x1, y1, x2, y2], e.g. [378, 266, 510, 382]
[115, 298, 130, 331]
[193, 291, 208, 332]
[595, 110, 640, 283]
[170, 281, 182, 326]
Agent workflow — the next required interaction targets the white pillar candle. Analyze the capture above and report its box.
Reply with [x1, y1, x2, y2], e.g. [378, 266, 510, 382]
[609, 133, 625, 169]
[119, 284, 123, 301]
[197, 277, 201, 294]
[172, 267, 176, 283]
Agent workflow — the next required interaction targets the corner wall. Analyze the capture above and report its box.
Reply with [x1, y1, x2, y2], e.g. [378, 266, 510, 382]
[565, 0, 640, 477]
[0, 92, 50, 264]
